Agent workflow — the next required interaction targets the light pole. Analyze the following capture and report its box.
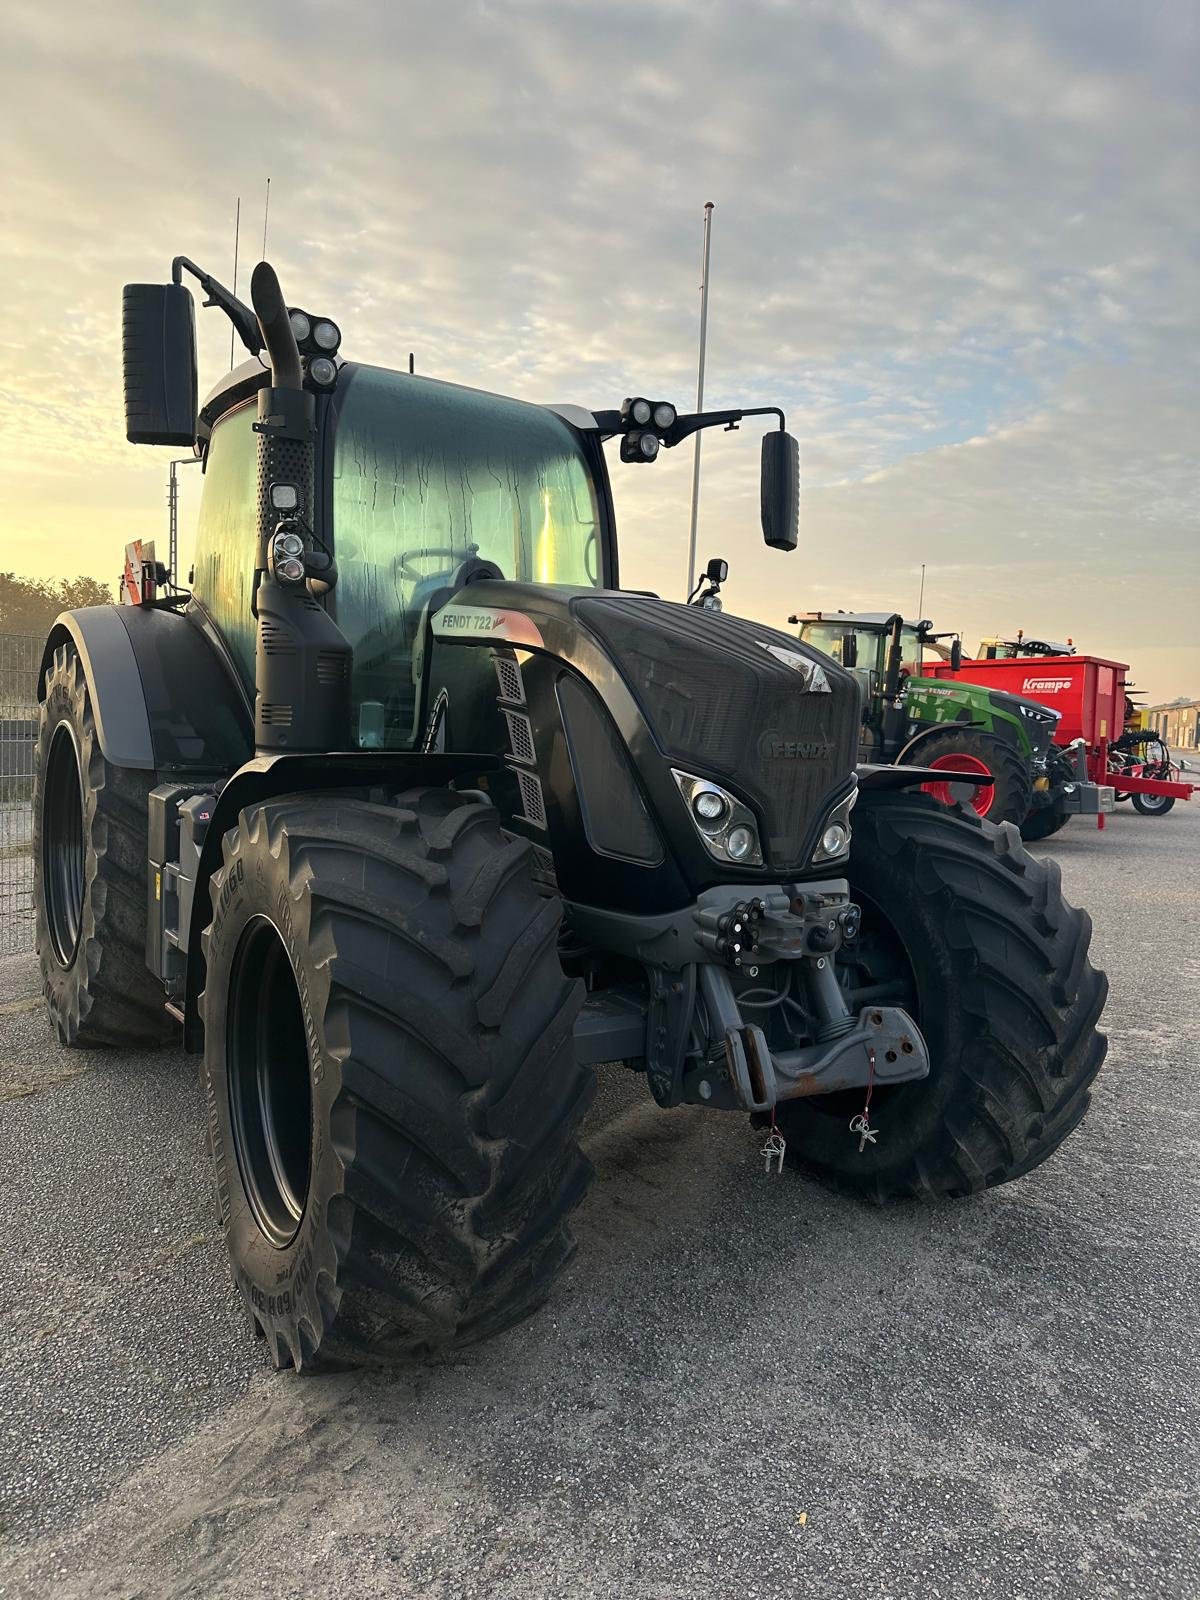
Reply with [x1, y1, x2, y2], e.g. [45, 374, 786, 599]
[686, 202, 715, 596]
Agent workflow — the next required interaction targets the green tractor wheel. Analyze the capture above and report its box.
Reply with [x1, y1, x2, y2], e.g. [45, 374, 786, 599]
[904, 728, 1032, 827]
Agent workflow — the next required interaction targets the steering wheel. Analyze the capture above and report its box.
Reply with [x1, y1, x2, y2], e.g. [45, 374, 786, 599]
[399, 547, 472, 580]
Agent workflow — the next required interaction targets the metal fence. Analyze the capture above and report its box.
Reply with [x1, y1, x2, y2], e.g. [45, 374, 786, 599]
[1, 634, 40, 957]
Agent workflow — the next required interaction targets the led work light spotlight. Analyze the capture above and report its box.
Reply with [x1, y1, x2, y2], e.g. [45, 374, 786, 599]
[619, 396, 677, 464]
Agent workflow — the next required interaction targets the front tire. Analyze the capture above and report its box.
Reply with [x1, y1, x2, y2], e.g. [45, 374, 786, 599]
[774, 791, 1107, 1201]
[1019, 801, 1070, 841]
[33, 641, 174, 1048]
[908, 728, 1033, 826]
[200, 787, 593, 1371]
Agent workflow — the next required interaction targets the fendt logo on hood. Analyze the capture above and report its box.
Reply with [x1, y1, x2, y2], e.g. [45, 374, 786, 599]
[1022, 677, 1073, 695]
[759, 730, 834, 761]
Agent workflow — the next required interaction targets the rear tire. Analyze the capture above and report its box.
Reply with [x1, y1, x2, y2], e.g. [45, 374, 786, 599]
[907, 728, 1032, 826]
[200, 787, 593, 1371]
[1131, 791, 1175, 816]
[774, 791, 1108, 1201]
[33, 642, 175, 1048]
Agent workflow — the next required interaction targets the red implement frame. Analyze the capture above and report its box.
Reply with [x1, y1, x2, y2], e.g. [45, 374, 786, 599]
[922, 651, 1197, 812]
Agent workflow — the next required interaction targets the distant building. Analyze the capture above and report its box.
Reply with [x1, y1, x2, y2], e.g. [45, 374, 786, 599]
[1141, 698, 1200, 750]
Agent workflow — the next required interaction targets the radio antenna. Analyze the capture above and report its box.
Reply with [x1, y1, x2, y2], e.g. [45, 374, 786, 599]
[917, 562, 926, 618]
[261, 176, 271, 260]
[229, 197, 241, 369]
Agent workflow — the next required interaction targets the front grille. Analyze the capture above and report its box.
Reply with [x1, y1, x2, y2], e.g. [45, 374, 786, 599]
[573, 595, 859, 869]
[557, 673, 664, 865]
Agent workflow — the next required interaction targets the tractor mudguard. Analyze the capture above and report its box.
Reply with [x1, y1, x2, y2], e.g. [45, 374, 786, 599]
[892, 720, 983, 766]
[857, 762, 992, 792]
[39, 603, 253, 775]
[180, 749, 501, 1051]
[39, 607, 156, 768]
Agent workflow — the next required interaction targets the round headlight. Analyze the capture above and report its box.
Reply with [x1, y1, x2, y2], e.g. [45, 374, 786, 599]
[630, 398, 652, 426]
[821, 822, 849, 857]
[692, 788, 728, 827]
[726, 825, 755, 861]
[638, 432, 660, 460]
[273, 531, 305, 559]
[652, 402, 676, 430]
[289, 310, 311, 343]
[308, 356, 338, 387]
[277, 556, 305, 584]
[312, 319, 341, 351]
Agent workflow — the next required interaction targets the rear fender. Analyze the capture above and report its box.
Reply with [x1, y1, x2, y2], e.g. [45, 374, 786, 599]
[39, 604, 252, 775]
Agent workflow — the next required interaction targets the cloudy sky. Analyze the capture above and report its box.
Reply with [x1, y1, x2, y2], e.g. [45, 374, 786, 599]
[1, 0, 1196, 698]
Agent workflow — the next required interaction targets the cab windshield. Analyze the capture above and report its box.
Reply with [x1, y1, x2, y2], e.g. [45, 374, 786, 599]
[331, 364, 604, 745]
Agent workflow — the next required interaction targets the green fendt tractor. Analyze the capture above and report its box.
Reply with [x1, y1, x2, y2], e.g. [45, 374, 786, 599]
[790, 611, 1103, 837]
[31, 255, 1108, 1371]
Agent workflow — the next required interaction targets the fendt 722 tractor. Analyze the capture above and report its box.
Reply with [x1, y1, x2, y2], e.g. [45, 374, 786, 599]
[790, 611, 1114, 840]
[32, 256, 1108, 1371]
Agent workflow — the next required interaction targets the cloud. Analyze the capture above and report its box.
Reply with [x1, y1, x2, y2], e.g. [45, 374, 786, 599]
[0, 0, 1195, 697]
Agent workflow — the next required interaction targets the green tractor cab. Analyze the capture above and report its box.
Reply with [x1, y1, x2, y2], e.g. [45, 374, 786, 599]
[29, 254, 1107, 1371]
[790, 611, 1071, 832]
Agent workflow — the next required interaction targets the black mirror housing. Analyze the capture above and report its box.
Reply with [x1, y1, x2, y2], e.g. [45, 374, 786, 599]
[761, 430, 800, 551]
[950, 638, 963, 671]
[840, 633, 859, 668]
[122, 283, 197, 446]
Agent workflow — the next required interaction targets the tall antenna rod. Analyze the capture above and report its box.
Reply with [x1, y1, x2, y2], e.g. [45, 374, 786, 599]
[229, 196, 241, 369]
[916, 563, 927, 672]
[261, 176, 271, 260]
[917, 562, 926, 617]
[685, 201, 715, 596]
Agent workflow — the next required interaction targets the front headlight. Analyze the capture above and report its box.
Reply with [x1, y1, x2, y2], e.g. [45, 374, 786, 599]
[811, 786, 857, 866]
[672, 770, 763, 867]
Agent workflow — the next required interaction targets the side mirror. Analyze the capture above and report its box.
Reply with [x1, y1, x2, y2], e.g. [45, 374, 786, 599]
[840, 633, 859, 668]
[122, 283, 197, 446]
[706, 557, 728, 584]
[950, 638, 963, 671]
[761, 430, 800, 551]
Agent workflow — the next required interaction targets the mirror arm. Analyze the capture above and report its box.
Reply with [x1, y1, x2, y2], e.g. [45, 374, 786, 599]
[172, 256, 263, 357]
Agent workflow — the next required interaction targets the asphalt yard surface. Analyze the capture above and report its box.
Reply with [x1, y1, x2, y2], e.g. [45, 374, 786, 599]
[0, 802, 1197, 1599]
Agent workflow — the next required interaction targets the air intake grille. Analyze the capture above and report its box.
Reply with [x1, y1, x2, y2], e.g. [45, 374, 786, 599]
[557, 674, 664, 865]
[504, 709, 536, 767]
[572, 595, 859, 869]
[316, 651, 350, 685]
[516, 769, 547, 829]
[259, 619, 296, 657]
[260, 703, 293, 727]
[493, 652, 526, 705]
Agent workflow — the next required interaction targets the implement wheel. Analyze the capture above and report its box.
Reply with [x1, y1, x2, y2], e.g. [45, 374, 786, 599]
[33, 641, 175, 1047]
[910, 729, 1032, 826]
[1131, 791, 1175, 817]
[773, 791, 1107, 1201]
[200, 787, 593, 1371]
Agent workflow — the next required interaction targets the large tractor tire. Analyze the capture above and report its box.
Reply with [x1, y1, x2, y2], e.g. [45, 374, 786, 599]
[200, 787, 593, 1371]
[32, 641, 175, 1048]
[908, 728, 1032, 826]
[1019, 800, 1071, 841]
[773, 791, 1107, 1201]
[1131, 791, 1175, 817]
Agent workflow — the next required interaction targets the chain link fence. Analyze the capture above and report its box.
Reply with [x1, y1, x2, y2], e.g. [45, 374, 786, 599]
[1, 634, 40, 957]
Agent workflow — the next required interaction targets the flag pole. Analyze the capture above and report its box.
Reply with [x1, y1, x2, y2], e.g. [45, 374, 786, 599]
[686, 202, 715, 596]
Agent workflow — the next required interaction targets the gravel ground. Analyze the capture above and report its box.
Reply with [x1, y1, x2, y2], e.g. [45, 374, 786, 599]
[0, 803, 1197, 1599]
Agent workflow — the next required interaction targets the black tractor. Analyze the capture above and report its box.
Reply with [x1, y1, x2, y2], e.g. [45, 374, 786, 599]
[31, 256, 1108, 1371]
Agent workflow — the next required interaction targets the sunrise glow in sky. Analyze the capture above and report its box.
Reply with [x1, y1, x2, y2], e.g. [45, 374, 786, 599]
[1, 0, 1196, 699]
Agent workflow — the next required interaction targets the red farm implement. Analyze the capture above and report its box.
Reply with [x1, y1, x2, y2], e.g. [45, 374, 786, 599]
[923, 650, 1197, 824]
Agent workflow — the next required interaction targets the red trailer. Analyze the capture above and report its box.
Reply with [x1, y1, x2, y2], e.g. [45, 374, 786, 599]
[923, 650, 1197, 818]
